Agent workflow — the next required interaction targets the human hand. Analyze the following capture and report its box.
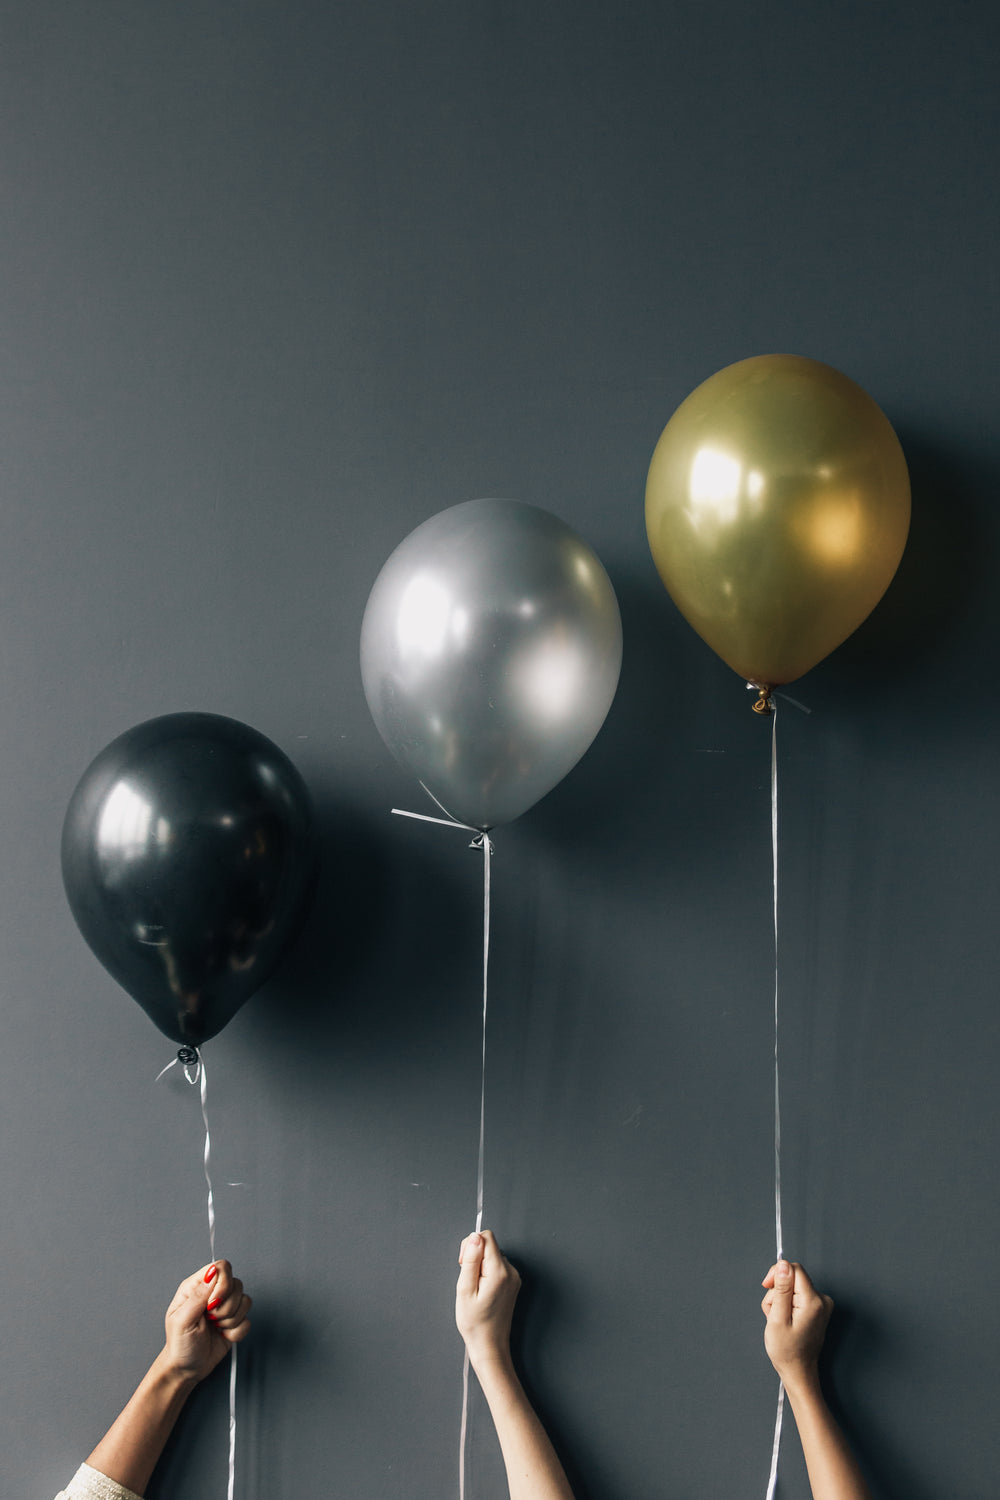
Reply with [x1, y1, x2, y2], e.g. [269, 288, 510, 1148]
[456, 1230, 521, 1370]
[761, 1260, 833, 1391]
[162, 1260, 252, 1386]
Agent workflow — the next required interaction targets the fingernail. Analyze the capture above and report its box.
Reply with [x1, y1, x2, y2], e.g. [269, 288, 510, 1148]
[207, 1296, 221, 1311]
[204, 1265, 218, 1284]
[777, 1259, 790, 1276]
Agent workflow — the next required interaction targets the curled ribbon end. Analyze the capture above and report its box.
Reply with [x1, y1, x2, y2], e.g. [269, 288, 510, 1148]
[751, 684, 775, 716]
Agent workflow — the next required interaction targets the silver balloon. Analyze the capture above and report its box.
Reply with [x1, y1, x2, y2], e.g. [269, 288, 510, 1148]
[361, 499, 622, 829]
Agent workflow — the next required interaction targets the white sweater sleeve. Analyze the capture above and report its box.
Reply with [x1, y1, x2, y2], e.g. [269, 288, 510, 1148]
[55, 1463, 144, 1500]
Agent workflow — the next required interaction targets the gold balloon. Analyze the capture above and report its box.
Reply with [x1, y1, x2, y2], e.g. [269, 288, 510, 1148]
[645, 355, 911, 696]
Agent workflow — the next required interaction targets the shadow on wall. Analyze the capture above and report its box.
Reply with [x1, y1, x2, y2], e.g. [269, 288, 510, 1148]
[523, 560, 743, 863]
[827, 436, 998, 716]
[246, 778, 484, 1079]
[510, 1247, 610, 1500]
[509, 1245, 710, 1500]
[822, 1285, 938, 1500]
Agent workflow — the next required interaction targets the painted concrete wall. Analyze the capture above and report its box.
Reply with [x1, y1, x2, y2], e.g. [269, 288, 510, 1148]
[2, 4, 996, 1497]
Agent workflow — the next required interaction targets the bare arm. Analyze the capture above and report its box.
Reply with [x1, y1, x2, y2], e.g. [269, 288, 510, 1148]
[456, 1231, 575, 1500]
[762, 1260, 872, 1500]
[86, 1260, 251, 1496]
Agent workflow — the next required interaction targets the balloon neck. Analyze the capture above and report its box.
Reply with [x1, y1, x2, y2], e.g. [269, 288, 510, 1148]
[751, 685, 775, 716]
[177, 1044, 199, 1066]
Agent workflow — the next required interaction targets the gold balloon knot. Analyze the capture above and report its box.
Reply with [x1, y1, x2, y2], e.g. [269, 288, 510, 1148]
[751, 685, 774, 716]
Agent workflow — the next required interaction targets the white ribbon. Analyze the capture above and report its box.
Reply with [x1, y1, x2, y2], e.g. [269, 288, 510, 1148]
[770, 699, 783, 1266]
[227, 1347, 238, 1500]
[391, 790, 492, 1500]
[156, 1046, 238, 1500]
[765, 699, 784, 1500]
[759, 691, 810, 1496]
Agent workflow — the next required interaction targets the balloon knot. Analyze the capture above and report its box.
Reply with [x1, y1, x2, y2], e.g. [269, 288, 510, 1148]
[751, 685, 775, 716]
[177, 1045, 199, 1066]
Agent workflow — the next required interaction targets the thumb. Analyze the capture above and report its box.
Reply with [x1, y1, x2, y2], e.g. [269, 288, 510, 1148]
[766, 1259, 794, 1325]
[457, 1232, 485, 1296]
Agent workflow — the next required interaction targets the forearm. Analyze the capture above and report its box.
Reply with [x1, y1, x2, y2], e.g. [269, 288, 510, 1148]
[86, 1348, 197, 1496]
[470, 1350, 575, 1500]
[783, 1372, 872, 1500]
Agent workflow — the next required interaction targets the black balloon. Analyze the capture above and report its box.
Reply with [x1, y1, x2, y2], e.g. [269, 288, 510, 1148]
[62, 712, 316, 1047]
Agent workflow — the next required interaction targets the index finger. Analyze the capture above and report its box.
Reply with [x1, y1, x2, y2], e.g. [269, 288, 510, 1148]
[790, 1263, 818, 1297]
[167, 1261, 220, 1308]
[477, 1229, 501, 1265]
[173, 1259, 236, 1315]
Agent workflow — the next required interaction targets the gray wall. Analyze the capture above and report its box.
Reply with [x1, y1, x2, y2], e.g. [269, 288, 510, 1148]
[2, 3, 996, 1497]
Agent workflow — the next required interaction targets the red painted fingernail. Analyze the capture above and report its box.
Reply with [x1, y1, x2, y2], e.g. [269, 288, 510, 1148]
[204, 1266, 218, 1283]
[207, 1296, 221, 1311]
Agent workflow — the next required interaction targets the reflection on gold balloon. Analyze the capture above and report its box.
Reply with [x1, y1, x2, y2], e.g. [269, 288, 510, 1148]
[796, 490, 865, 567]
[645, 355, 911, 696]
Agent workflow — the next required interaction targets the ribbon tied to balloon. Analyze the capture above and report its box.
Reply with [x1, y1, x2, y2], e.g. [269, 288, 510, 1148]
[646, 356, 910, 1496]
[62, 711, 316, 1500]
[361, 497, 622, 1498]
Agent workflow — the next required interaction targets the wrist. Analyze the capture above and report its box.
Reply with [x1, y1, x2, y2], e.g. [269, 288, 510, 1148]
[152, 1345, 201, 1399]
[465, 1339, 516, 1380]
[775, 1361, 823, 1404]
